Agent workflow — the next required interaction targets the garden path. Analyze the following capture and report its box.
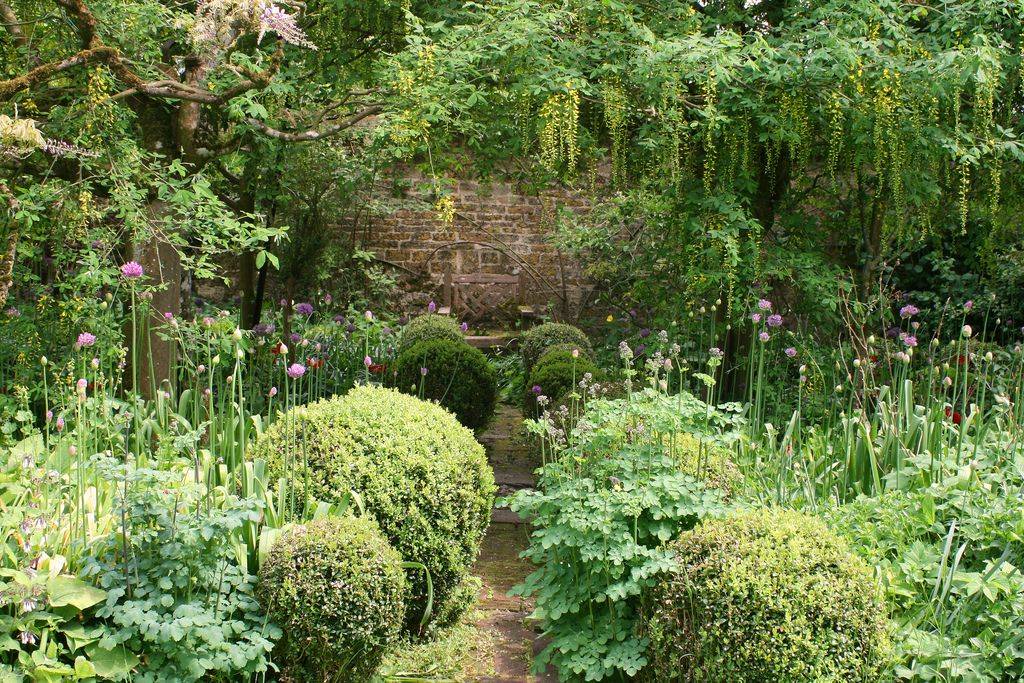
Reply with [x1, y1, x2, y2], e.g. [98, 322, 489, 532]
[472, 404, 555, 682]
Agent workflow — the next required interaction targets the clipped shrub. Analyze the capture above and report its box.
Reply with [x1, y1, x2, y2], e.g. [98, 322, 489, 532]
[394, 338, 497, 430]
[519, 322, 593, 371]
[257, 515, 406, 682]
[250, 386, 495, 633]
[646, 509, 892, 682]
[399, 314, 464, 352]
[524, 346, 602, 413]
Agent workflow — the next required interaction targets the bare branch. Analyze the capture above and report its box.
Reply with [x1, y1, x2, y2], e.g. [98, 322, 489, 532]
[243, 104, 383, 141]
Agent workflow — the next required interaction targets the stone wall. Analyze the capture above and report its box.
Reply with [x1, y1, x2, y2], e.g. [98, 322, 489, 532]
[364, 175, 591, 321]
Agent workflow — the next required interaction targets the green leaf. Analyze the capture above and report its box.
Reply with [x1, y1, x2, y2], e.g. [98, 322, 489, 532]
[86, 644, 138, 679]
[47, 576, 106, 610]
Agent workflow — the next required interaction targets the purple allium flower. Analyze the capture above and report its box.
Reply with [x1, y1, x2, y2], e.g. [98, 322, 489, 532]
[532, 385, 542, 395]
[757, 299, 772, 311]
[289, 332, 301, 344]
[708, 347, 724, 359]
[75, 332, 96, 349]
[751, 313, 762, 323]
[785, 347, 797, 357]
[346, 323, 356, 334]
[420, 366, 428, 376]
[279, 298, 288, 307]
[253, 322, 276, 336]
[55, 416, 64, 432]
[766, 314, 783, 328]
[323, 294, 332, 304]
[885, 325, 900, 339]
[460, 322, 469, 333]
[294, 302, 314, 316]
[639, 327, 651, 338]
[635, 343, 647, 355]
[363, 355, 372, 367]
[120, 261, 144, 279]
[333, 314, 346, 324]
[45, 410, 53, 423]
[427, 301, 437, 314]
[759, 331, 770, 342]
[903, 334, 918, 347]
[286, 363, 306, 379]
[964, 300, 974, 311]
[899, 304, 919, 319]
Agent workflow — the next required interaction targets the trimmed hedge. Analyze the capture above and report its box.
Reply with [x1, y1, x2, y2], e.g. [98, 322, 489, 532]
[250, 386, 496, 634]
[398, 314, 464, 352]
[520, 322, 593, 372]
[524, 346, 602, 413]
[646, 509, 892, 682]
[394, 338, 497, 431]
[257, 516, 406, 682]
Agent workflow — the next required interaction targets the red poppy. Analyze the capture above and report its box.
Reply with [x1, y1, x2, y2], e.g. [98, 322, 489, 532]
[306, 357, 324, 370]
[956, 354, 969, 367]
[944, 407, 962, 425]
[270, 342, 284, 355]
[369, 363, 386, 374]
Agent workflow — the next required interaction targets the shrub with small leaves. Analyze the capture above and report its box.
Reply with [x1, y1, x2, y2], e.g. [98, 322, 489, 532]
[519, 322, 593, 372]
[251, 386, 495, 633]
[646, 508, 892, 682]
[524, 346, 602, 413]
[257, 515, 406, 682]
[398, 314, 465, 352]
[394, 338, 497, 430]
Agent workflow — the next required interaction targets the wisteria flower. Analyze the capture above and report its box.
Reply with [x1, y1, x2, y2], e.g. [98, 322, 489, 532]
[294, 302, 314, 316]
[757, 299, 772, 311]
[899, 304, 919, 319]
[286, 363, 306, 379]
[785, 347, 797, 357]
[120, 261, 144, 279]
[766, 314, 783, 328]
[75, 332, 96, 349]
[258, 3, 317, 49]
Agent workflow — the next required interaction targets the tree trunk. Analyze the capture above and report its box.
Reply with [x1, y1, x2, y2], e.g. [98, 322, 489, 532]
[130, 210, 181, 399]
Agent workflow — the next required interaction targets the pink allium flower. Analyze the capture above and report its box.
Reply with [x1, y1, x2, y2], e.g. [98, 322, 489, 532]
[899, 304, 919, 319]
[964, 300, 974, 311]
[751, 313, 762, 323]
[766, 314, 783, 328]
[120, 261, 144, 279]
[759, 331, 770, 342]
[757, 299, 772, 311]
[268, 386, 278, 397]
[76, 378, 88, 392]
[903, 335, 918, 347]
[55, 416, 65, 432]
[286, 363, 306, 379]
[785, 347, 797, 357]
[164, 312, 174, 321]
[75, 332, 96, 349]
[427, 301, 437, 314]
[363, 355, 372, 367]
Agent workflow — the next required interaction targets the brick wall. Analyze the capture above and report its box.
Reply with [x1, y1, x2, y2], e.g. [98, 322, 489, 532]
[364, 175, 591, 321]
